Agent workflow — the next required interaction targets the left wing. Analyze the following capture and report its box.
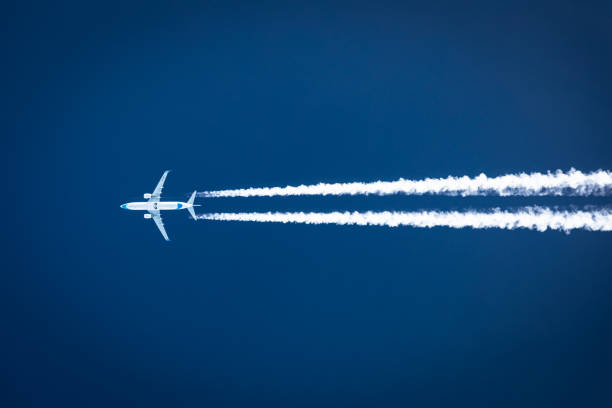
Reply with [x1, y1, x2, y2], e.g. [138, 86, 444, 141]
[150, 210, 170, 241]
[149, 170, 170, 203]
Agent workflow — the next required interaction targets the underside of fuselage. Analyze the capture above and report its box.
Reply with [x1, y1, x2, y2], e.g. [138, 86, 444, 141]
[121, 202, 189, 211]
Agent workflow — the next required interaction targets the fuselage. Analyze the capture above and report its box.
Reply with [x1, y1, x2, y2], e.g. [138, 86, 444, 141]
[120, 201, 193, 211]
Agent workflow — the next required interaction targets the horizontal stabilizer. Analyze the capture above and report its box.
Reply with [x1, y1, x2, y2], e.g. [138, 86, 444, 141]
[187, 191, 198, 220]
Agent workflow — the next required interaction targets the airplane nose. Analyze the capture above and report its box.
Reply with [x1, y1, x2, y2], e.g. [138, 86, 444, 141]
[120, 204, 127, 209]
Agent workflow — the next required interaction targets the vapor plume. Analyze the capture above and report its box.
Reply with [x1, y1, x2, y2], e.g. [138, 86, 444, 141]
[199, 169, 612, 198]
[197, 207, 612, 232]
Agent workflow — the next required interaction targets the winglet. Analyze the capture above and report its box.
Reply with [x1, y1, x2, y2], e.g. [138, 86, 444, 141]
[187, 191, 198, 220]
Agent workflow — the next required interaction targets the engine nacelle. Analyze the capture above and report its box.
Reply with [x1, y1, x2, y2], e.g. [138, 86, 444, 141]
[143, 193, 152, 199]
[144, 214, 152, 219]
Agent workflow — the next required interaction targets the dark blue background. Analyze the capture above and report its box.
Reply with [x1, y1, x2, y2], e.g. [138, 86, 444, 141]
[5, 1, 612, 406]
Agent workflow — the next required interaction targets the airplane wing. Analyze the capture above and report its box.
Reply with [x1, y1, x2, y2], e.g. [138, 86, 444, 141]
[149, 170, 170, 203]
[150, 210, 170, 241]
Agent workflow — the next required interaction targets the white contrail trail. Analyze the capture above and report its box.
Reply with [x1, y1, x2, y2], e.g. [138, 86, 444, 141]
[199, 169, 612, 198]
[197, 208, 612, 232]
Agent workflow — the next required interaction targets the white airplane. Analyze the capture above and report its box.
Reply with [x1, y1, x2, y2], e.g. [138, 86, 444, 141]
[120, 170, 198, 241]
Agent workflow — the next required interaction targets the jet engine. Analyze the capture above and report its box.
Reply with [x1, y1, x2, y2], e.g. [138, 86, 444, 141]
[144, 214, 152, 219]
[143, 193, 152, 199]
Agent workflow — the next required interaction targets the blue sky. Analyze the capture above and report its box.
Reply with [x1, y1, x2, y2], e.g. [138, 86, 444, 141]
[5, 1, 612, 406]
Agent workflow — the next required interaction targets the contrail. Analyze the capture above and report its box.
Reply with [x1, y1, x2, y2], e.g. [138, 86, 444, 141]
[197, 207, 612, 232]
[199, 169, 612, 198]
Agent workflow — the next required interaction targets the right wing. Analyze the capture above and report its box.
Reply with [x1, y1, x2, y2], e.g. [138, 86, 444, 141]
[150, 210, 170, 241]
[149, 170, 170, 203]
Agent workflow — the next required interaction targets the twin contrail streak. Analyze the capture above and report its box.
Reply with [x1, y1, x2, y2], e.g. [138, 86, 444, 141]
[198, 169, 612, 198]
[197, 208, 612, 232]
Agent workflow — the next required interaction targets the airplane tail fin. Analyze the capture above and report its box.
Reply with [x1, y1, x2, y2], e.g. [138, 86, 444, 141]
[187, 191, 198, 220]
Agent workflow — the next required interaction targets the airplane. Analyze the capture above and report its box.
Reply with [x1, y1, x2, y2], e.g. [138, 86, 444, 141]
[120, 170, 198, 241]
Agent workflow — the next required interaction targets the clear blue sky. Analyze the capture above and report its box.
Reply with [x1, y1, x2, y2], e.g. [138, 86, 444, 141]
[6, 1, 612, 406]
